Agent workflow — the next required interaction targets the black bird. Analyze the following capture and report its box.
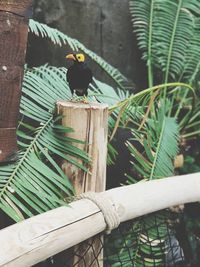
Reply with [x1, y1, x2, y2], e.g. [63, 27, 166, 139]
[66, 53, 93, 98]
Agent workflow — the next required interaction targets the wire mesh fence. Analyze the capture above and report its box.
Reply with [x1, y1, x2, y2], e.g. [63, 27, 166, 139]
[34, 208, 188, 267]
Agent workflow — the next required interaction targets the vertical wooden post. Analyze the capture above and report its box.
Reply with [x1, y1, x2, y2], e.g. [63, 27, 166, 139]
[57, 101, 108, 267]
[0, 0, 32, 163]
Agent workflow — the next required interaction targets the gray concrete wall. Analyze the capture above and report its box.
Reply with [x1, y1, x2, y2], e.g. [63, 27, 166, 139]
[27, 0, 147, 89]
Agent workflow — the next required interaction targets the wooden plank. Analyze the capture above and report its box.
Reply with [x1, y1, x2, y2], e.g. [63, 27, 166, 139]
[0, 0, 33, 17]
[0, 1, 32, 162]
[105, 173, 200, 223]
[57, 101, 108, 267]
[0, 172, 200, 267]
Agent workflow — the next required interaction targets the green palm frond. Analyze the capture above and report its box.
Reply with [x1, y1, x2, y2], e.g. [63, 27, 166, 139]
[123, 113, 179, 266]
[29, 19, 131, 90]
[0, 63, 130, 220]
[0, 119, 74, 222]
[181, 18, 200, 87]
[90, 79, 131, 165]
[129, 0, 156, 87]
[110, 82, 194, 111]
[154, 0, 199, 83]
[0, 65, 90, 221]
[127, 114, 179, 180]
[149, 115, 179, 179]
[130, 0, 200, 84]
[108, 82, 194, 140]
[182, 97, 200, 138]
[90, 79, 130, 106]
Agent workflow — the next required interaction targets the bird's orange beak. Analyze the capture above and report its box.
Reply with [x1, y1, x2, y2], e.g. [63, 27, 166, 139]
[66, 54, 76, 60]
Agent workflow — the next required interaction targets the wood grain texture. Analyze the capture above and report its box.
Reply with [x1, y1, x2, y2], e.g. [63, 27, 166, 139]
[0, 0, 33, 17]
[0, 172, 200, 266]
[0, 199, 105, 267]
[0, 1, 32, 162]
[57, 101, 108, 194]
[57, 101, 108, 267]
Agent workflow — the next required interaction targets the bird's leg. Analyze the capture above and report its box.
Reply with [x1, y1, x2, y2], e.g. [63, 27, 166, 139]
[70, 92, 75, 101]
[74, 92, 89, 103]
[75, 95, 82, 102]
[81, 95, 89, 104]
[71, 92, 80, 102]
[73, 95, 88, 103]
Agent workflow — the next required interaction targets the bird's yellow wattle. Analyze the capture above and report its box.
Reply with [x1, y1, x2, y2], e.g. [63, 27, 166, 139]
[75, 53, 85, 62]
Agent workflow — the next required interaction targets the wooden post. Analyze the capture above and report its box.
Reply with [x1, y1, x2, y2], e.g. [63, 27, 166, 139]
[57, 101, 108, 267]
[0, 0, 32, 163]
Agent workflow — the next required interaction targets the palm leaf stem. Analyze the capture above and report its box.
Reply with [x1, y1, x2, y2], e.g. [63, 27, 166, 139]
[163, 0, 183, 100]
[185, 121, 200, 130]
[148, 0, 155, 88]
[110, 82, 195, 112]
[188, 60, 200, 85]
[149, 118, 166, 180]
[168, 89, 179, 117]
[176, 97, 196, 131]
[182, 130, 200, 138]
[174, 90, 190, 118]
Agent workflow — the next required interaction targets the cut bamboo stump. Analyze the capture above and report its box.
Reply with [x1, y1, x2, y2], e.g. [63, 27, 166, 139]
[57, 101, 108, 267]
[0, 0, 32, 162]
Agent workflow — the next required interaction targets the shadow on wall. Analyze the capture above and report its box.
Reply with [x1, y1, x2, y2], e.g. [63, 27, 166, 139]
[26, 0, 147, 90]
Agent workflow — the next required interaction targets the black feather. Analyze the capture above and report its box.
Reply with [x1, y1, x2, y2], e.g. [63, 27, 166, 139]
[67, 62, 92, 96]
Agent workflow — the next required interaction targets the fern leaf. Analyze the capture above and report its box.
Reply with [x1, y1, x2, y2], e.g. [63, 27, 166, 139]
[150, 117, 179, 179]
[0, 118, 71, 221]
[181, 18, 200, 86]
[127, 114, 179, 181]
[155, 0, 200, 83]
[0, 65, 91, 221]
[129, 0, 156, 86]
[130, 0, 200, 83]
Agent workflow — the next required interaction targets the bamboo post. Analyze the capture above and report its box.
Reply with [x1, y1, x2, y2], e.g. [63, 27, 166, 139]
[0, 172, 200, 267]
[0, 0, 32, 163]
[57, 101, 108, 266]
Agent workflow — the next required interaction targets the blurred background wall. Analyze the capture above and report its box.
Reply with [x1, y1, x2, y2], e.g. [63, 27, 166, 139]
[27, 0, 147, 90]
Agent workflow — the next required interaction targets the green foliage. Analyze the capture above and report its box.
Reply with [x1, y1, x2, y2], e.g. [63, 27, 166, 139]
[127, 113, 179, 180]
[90, 79, 131, 165]
[130, 0, 200, 85]
[107, 1, 200, 265]
[0, 3, 199, 264]
[0, 63, 127, 221]
[106, 211, 169, 267]
[108, 108, 181, 266]
[0, 65, 89, 221]
[182, 18, 200, 87]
